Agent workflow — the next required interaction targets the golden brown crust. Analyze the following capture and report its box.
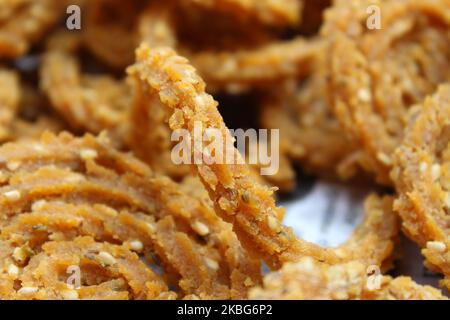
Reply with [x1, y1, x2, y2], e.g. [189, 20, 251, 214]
[392, 84, 450, 290]
[187, 38, 323, 93]
[40, 34, 131, 138]
[0, 132, 261, 299]
[249, 257, 447, 300]
[328, 0, 450, 184]
[12, 237, 174, 300]
[260, 69, 362, 180]
[0, 0, 63, 58]
[126, 74, 192, 180]
[1, 0, 448, 300]
[128, 44, 341, 269]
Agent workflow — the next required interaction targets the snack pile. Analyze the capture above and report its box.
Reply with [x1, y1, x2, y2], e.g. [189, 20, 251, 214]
[0, 0, 449, 300]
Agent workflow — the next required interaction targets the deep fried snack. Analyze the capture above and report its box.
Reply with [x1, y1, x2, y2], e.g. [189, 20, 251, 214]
[0, 132, 260, 299]
[81, 0, 144, 69]
[40, 33, 131, 140]
[138, 7, 291, 187]
[41, 31, 192, 179]
[9, 237, 174, 300]
[128, 44, 356, 269]
[249, 257, 447, 300]
[392, 84, 450, 290]
[250, 191, 424, 300]
[260, 71, 361, 180]
[0, 69, 20, 141]
[187, 37, 323, 93]
[136, 2, 310, 93]
[41, 30, 196, 180]
[0, 0, 62, 58]
[178, 0, 303, 27]
[328, 0, 450, 184]
[127, 75, 192, 180]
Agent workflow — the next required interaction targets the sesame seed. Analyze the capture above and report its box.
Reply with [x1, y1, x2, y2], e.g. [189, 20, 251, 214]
[13, 247, 28, 263]
[419, 162, 428, 173]
[61, 289, 79, 300]
[192, 221, 210, 236]
[7, 264, 19, 277]
[3, 190, 21, 201]
[97, 251, 117, 266]
[65, 174, 85, 183]
[357, 88, 372, 102]
[129, 240, 144, 252]
[100, 206, 118, 217]
[431, 164, 441, 181]
[18, 287, 38, 295]
[31, 199, 47, 211]
[267, 215, 280, 233]
[426, 241, 446, 253]
[444, 194, 450, 208]
[80, 149, 98, 160]
[32, 143, 45, 152]
[6, 161, 21, 171]
[194, 95, 206, 108]
[205, 257, 219, 271]
[146, 222, 156, 233]
[377, 152, 392, 165]
[333, 291, 349, 300]
[244, 277, 254, 287]
[269, 186, 279, 193]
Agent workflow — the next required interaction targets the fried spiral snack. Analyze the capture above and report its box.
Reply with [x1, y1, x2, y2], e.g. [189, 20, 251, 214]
[0, 0, 62, 58]
[1, 0, 449, 301]
[0, 132, 261, 299]
[127, 74, 191, 180]
[3, 237, 175, 300]
[40, 31, 131, 140]
[40, 30, 192, 180]
[137, 2, 319, 94]
[128, 44, 342, 269]
[392, 84, 450, 290]
[249, 257, 447, 300]
[127, 44, 405, 272]
[328, 0, 450, 184]
[259, 62, 361, 180]
[249, 195, 444, 300]
[188, 38, 323, 93]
